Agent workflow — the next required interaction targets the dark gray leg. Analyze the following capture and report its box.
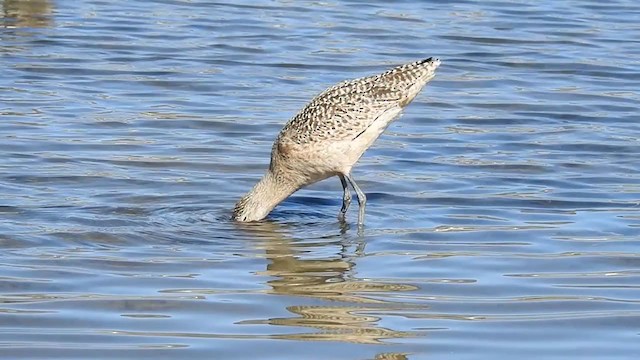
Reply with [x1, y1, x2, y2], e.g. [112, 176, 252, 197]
[338, 174, 352, 220]
[345, 173, 366, 225]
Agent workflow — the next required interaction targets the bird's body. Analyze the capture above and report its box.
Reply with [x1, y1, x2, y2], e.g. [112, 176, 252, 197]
[233, 57, 441, 223]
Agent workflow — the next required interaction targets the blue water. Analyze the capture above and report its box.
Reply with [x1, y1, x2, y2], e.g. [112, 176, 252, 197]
[1, 0, 639, 359]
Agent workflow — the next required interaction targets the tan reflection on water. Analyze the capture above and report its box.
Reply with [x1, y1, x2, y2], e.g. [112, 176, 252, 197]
[2, 0, 52, 28]
[374, 354, 409, 360]
[238, 221, 422, 346]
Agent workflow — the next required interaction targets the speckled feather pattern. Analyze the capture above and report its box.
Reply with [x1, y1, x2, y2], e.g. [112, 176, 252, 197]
[278, 57, 441, 145]
[233, 57, 441, 222]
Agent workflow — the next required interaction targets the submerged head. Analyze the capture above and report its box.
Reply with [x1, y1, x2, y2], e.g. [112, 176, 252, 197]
[232, 169, 301, 222]
[232, 192, 271, 222]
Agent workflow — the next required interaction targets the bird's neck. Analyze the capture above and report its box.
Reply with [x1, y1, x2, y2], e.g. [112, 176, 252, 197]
[233, 170, 298, 222]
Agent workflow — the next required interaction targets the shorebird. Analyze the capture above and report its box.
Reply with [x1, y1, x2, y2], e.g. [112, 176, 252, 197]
[233, 57, 441, 224]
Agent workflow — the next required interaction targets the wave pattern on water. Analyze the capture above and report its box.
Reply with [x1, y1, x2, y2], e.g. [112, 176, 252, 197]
[1, 0, 639, 359]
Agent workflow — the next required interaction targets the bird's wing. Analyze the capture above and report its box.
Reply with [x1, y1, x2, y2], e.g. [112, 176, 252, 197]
[279, 58, 439, 145]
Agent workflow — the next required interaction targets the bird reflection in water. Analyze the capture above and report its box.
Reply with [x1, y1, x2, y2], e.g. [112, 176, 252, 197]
[235, 221, 425, 348]
[2, 0, 52, 28]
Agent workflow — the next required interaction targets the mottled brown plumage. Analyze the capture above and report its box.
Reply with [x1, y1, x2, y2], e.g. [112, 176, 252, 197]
[280, 57, 439, 145]
[233, 57, 441, 224]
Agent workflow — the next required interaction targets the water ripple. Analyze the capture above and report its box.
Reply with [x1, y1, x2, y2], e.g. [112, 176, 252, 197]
[1, 0, 639, 359]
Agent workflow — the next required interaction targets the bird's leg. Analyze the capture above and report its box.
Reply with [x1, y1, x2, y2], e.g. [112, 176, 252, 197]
[345, 173, 366, 225]
[338, 174, 352, 220]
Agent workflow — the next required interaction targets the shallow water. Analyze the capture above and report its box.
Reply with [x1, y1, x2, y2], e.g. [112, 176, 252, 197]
[1, 0, 639, 359]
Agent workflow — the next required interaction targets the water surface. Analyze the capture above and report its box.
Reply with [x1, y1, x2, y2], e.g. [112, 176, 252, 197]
[1, 0, 639, 359]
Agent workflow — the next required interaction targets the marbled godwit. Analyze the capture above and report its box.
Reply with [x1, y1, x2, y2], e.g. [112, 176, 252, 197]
[233, 57, 441, 224]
